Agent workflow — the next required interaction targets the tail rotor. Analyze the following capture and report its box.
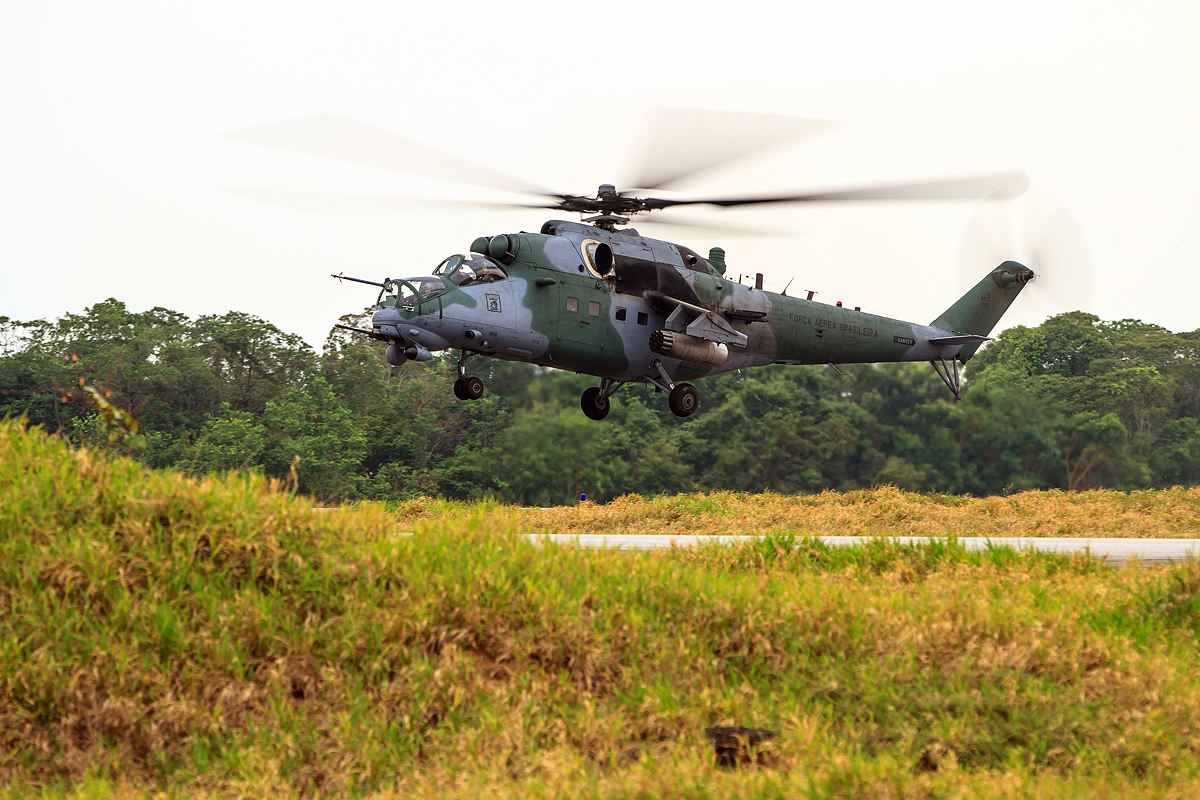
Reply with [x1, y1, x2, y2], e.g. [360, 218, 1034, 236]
[956, 187, 1093, 329]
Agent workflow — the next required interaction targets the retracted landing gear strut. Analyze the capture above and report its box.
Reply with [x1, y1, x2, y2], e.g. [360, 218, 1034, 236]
[453, 350, 484, 400]
[581, 377, 625, 421]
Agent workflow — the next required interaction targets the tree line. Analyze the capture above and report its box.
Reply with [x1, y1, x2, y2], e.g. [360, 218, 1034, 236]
[3, 300, 1200, 504]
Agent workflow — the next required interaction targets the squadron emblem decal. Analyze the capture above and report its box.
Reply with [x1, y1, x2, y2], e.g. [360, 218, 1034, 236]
[486, 294, 501, 313]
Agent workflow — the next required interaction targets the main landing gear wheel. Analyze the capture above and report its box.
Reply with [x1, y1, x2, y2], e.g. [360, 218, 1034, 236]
[580, 387, 610, 421]
[668, 383, 699, 417]
[454, 376, 484, 400]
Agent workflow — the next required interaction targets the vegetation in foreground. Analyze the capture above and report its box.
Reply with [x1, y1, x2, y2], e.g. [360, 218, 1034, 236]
[4, 419, 1200, 798]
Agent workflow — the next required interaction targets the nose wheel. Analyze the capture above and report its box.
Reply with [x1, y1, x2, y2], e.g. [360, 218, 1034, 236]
[454, 376, 484, 400]
[453, 351, 484, 400]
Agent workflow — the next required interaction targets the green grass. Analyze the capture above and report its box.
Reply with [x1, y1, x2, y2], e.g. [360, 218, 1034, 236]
[4, 418, 1200, 798]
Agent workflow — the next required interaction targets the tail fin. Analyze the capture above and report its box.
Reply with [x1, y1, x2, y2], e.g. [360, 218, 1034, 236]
[931, 261, 1034, 360]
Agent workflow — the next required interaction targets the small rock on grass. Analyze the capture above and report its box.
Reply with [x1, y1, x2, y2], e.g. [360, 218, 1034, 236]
[704, 726, 777, 768]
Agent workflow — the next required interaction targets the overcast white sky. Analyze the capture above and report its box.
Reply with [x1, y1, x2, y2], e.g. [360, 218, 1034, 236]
[2, 1, 1197, 348]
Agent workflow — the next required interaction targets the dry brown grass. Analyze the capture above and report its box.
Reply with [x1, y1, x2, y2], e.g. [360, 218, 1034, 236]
[391, 487, 1200, 539]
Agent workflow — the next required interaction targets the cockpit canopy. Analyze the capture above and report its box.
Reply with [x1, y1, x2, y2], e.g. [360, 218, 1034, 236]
[375, 254, 508, 309]
[434, 253, 507, 287]
[377, 278, 444, 309]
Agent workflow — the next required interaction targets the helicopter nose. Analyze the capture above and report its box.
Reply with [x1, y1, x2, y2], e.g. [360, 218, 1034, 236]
[373, 306, 401, 338]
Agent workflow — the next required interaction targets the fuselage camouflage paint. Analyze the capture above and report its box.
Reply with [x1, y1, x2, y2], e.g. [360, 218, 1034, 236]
[368, 219, 1033, 386]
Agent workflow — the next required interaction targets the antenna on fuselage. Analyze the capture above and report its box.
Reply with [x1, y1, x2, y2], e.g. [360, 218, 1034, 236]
[781, 277, 794, 296]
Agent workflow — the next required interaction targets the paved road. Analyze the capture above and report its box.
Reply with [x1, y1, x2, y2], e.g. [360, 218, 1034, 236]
[529, 534, 1200, 566]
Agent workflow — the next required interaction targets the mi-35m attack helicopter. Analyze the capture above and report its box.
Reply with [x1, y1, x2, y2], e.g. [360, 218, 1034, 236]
[227, 113, 1036, 421]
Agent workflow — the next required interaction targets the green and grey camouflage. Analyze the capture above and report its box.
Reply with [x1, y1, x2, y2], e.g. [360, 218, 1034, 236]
[354, 219, 1033, 420]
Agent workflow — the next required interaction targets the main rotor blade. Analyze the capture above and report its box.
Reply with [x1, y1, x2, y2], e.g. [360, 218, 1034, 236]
[223, 188, 548, 214]
[628, 107, 838, 191]
[224, 115, 548, 195]
[649, 171, 1030, 209]
[638, 212, 797, 238]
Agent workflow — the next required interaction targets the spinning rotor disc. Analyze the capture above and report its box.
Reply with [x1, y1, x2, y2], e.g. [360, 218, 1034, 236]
[223, 109, 1030, 237]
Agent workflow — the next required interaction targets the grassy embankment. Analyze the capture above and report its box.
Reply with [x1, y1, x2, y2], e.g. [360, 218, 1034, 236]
[4, 417, 1200, 798]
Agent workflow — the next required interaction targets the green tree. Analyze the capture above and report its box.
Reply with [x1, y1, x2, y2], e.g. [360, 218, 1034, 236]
[496, 401, 632, 505]
[1149, 417, 1200, 487]
[263, 377, 367, 500]
[1056, 412, 1138, 491]
[192, 311, 314, 414]
[972, 312, 1114, 378]
[184, 404, 267, 475]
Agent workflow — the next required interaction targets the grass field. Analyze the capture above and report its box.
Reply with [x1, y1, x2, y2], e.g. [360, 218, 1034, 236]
[4, 418, 1200, 798]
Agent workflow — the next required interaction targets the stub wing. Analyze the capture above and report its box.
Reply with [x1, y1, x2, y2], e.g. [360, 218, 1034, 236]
[647, 291, 749, 348]
[928, 334, 990, 346]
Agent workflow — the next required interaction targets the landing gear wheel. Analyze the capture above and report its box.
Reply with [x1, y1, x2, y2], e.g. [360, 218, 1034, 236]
[463, 376, 485, 400]
[668, 383, 698, 417]
[580, 387, 610, 421]
[453, 377, 468, 400]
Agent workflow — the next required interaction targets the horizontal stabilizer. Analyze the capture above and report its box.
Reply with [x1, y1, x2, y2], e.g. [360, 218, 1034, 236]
[929, 334, 991, 346]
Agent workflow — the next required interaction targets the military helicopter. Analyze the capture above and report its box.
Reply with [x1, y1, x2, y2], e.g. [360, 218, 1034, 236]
[226, 112, 1037, 420]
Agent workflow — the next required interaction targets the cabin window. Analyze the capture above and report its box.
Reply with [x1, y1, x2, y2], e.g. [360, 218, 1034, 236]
[637, 311, 648, 325]
[615, 307, 627, 321]
[588, 301, 600, 316]
[566, 297, 578, 312]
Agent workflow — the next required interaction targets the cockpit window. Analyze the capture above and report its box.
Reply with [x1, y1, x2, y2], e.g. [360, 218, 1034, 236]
[434, 252, 507, 287]
[378, 279, 443, 308]
[378, 281, 398, 307]
[397, 279, 445, 309]
[433, 254, 465, 276]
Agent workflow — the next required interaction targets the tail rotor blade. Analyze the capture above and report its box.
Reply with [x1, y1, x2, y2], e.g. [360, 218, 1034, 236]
[956, 187, 1093, 327]
[1022, 193, 1093, 315]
